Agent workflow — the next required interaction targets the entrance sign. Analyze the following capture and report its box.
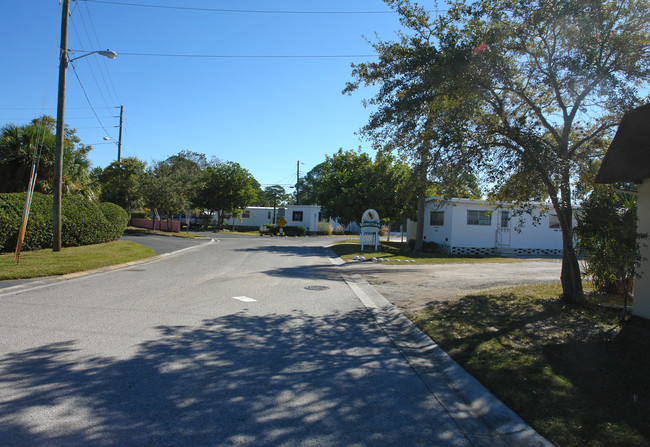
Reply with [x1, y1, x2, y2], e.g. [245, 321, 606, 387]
[360, 209, 380, 251]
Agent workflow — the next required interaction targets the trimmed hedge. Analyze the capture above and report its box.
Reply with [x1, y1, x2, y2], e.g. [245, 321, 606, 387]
[99, 202, 129, 241]
[0, 192, 128, 252]
[263, 224, 307, 236]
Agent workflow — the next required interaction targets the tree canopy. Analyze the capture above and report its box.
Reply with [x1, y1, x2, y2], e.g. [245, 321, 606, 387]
[98, 157, 146, 216]
[0, 116, 97, 199]
[195, 161, 258, 227]
[347, 0, 650, 303]
[301, 148, 417, 225]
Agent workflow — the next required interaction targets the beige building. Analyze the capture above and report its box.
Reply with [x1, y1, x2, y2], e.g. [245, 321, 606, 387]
[596, 104, 650, 320]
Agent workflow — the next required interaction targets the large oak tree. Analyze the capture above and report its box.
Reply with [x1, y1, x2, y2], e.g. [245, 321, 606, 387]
[347, 0, 650, 304]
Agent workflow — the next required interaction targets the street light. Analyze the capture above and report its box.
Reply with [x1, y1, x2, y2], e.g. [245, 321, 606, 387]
[69, 50, 117, 62]
[53, 0, 117, 251]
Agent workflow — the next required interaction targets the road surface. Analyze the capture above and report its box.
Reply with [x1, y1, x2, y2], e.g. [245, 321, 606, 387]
[0, 236, 548, 446]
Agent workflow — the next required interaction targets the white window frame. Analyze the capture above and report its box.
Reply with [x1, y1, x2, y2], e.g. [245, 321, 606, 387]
[500, 210, 510, 228]
[467, 210, 491, 226]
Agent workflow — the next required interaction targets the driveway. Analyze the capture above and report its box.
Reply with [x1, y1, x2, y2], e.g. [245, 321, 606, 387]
[341, 259, 562, 314]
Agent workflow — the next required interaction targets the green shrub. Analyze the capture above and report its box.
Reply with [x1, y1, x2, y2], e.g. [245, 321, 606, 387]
[576, 186, 644, 295]
[99, 202, 129, 241]
[62, 194, 107, 247]
[284, 226, 306, 236]
[0, 192, 129, 252]
[261, 225, 306, 236]
[0, 192, 53, 252]
[317, 221, 333, 235]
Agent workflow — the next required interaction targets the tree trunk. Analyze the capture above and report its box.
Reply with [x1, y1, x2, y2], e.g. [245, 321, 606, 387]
[558, 206, 584, 305]
[415, 193, 426, 252]
[414, 155, 428, 252]
[560, 238, 584, 304]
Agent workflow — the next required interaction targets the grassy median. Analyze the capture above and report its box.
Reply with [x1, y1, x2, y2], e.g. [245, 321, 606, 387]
[0, 241, 156, 281]
[409, 283, 650, 446]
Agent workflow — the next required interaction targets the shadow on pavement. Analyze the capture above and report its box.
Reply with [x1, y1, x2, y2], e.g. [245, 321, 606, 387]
[234, 245, 332, 258]
[0, 310, 458, 446]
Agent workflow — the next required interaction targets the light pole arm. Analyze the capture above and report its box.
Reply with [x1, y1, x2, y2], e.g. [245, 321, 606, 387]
[69, 49, 117, 63]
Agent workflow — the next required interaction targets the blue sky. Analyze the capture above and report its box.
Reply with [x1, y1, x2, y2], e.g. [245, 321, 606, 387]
[1, 0, 419, 188]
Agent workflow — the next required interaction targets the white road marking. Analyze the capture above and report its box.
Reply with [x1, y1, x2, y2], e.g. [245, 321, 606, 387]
[232, 296, 257, 302]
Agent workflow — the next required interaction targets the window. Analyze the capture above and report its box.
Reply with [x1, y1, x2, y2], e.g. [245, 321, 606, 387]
[430, 210, 444, 226]
[467, 210, 491, 226]
[500, 210, 510, 228]
[268, 211, 271, 219]
[549, 214, 560, 229]
[292, 211, 303, 222]
[242, 210, 251, 219]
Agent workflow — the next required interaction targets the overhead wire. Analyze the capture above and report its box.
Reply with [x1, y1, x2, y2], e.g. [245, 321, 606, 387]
[114, 52, 378, 59]
[69, 61, 115, 139]
[71, 8, 113, 109]
[78, 0, 440, 14]
[69, 16, 116, 134]
[80, 0, 122, 106]
[67, 3, 133, 156]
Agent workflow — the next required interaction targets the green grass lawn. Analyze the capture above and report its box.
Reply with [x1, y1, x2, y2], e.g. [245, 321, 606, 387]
[408, 284, 650, 446]
[1, 241, 156, 281]
[330, 240, 523, 264]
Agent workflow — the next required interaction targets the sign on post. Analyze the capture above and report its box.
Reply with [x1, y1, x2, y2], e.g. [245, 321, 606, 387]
[277, 217, 287, 227]
[360, 209, 380, 252]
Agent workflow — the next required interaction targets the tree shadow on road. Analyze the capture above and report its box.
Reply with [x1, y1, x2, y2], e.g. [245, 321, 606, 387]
[234, 244, 333, 258]
[0, 310, 457, 446]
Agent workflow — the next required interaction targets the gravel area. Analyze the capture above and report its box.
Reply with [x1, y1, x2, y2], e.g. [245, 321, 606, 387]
[340, 259, 563, 313]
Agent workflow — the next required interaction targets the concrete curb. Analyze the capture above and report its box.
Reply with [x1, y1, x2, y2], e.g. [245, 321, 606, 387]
[334, 261, 552, 447]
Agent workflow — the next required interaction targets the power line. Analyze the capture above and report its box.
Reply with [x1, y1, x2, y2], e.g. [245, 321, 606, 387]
[0, 107, 116, 110]
[69, 63, 114, 139]
[114, 52, 378, 59]
[80, 0, 414, 14]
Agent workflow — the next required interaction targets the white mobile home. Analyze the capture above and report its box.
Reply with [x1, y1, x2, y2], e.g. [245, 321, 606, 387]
[283, 205, 322, 233]
[225, 205, 322, 233]
[407, 197, 568, 256]
[226, 207, 276, 228]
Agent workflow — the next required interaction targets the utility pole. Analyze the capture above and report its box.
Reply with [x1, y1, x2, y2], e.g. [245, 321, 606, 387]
[53, 0, 70, 252]
[296, 160, 300, 205]
[117, 105, 123, 163]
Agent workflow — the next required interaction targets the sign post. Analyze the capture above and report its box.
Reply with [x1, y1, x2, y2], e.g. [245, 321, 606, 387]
[277, 216, 287, 235]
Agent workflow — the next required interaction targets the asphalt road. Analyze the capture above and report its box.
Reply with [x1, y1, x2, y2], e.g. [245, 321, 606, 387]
[120, 231, 213, 254]
[0, 235, 549, 446]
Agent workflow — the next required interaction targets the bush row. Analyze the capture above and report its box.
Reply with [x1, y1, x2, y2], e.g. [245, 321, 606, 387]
[263, 224, 307, 236]
[0, 192, 128, 252]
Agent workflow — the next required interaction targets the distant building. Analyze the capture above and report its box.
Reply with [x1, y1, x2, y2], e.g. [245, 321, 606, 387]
[223, 204, 322, 233]
[596, 104, 650, 320]
[407, 197, 569, 257]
